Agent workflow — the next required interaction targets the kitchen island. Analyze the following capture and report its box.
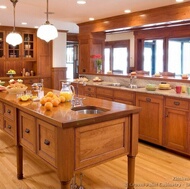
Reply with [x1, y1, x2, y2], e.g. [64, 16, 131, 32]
[0, 88, 141, 189]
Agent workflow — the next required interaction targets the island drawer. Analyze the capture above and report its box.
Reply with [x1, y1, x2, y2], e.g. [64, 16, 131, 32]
[165, 97, 189, 110]
[37, 119, 57, 167]
[85, 86, 96, 93]
[4, 118, 16, 138]
[19, 111, 36, 153]
[4, 104, 16, 121]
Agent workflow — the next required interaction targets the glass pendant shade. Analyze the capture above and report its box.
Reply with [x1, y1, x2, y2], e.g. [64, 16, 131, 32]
[37, 0, 58, 42]
[37, 21, 58, 42]
[6, 0, 23, 46]
[6, 31, 22, 46]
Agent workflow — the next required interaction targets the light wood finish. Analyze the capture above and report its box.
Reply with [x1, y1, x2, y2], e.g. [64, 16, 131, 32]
[1, 130, 190, 189]
[164, 97, 189, 153]
[136, 93, 164, 145]
[52, 67, 67, 90]
[96, 87, 113, 101]
[0, 88, 140, 189]
[114, 89, 135, 105]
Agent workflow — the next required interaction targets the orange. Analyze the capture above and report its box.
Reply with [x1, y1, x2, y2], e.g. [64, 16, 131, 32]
[46, 91, 54, 97]
[45, 96, 52, 102]
[40, 97, 47, 105]
[44, 102, 53, 111]
[59, 96, 65, 103]
[51, 99, 60, 107]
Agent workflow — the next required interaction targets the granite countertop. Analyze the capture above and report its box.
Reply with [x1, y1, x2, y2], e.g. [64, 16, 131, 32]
[73, 80, 190, 100]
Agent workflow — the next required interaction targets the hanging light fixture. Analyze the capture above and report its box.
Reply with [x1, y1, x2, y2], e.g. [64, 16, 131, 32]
[6, 0, 22, 46]
[37, 0, 58, 42]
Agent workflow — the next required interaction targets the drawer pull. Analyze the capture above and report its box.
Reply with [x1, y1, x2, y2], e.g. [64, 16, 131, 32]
[7, 125, 11, 129]
[7, 109, 11, 114]
[44, 139, 50, 145]
[174, 101, 180, 106]
[146, 98, 151, 102]
[25, 128, 30, 133]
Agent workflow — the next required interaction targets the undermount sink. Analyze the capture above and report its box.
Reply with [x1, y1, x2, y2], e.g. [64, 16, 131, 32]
[71, 106, 108, 114]
[125, 85, 144, 89]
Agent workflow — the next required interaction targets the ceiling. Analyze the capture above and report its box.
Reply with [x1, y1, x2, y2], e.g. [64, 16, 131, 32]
[0, 0, 189, 33]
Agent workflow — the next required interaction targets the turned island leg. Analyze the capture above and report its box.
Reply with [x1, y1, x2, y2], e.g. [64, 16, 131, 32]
[127, 155, 136, 189]
[60, 181, 71, 189]
[16, 144, 23, 179]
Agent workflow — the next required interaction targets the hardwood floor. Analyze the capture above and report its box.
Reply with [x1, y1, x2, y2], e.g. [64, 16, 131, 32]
[0, 130, 190, 189]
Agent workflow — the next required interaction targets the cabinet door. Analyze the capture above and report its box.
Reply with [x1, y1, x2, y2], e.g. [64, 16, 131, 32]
[136, 94, 163, 145]
[0, 31, 5, 59]
[37, 119, 57, 167]
[19, 111, 36, 152]
[23, 33, 36, 60]
[165, 108, 188, 153]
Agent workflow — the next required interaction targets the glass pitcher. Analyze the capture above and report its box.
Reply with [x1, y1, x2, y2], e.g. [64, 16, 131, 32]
[60, 82, 75, 101]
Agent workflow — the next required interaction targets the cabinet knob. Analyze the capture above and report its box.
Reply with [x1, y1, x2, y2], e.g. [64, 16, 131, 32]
[146, 98, 151, 102]
[25, 128, 30, 133]
[7, 109, 11, 114]
[174, 101, 180, 106]
[44, 139, 50, 145]
[7, 125, 11, 129]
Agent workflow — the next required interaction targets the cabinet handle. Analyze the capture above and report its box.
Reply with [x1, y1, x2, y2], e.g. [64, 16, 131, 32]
[25, 128, 30, 133]
[44, 139, 50, 145]
[7, 109, 11, 114]
[7, 125, 11, 129]
[146, 98, 151, 102]
[174, 101, 180, 106]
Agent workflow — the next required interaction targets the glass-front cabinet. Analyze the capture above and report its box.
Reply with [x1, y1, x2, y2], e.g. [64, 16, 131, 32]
[0, 31, 5, 58]
[23, 33, 35, 59]
[6, 32, 36, 60]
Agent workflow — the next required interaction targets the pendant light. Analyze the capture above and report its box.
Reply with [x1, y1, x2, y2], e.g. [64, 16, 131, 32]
[6, 0, 22, 47]
[37, 0, 58, 42]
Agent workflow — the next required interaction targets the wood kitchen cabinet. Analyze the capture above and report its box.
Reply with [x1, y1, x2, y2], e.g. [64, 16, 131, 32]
[84, 85, 96, 97]
[114, 89, 135, 105]
[136, 93, 164, 145]
[96, 87, 113, 101]
[164, 97, 189, 153]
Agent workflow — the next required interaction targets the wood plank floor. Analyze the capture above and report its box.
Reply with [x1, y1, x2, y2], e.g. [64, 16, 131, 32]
[0, 130, 190, 189]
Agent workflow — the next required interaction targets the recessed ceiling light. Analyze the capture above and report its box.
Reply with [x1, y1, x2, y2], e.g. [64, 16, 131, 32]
[22, 22, 27, 25]
[124, 9, 131, 13]
[77, 0, 86, 4]
[89, 17, 94, 21]
[0, 5, 7, 9]
[176, 0, 184, 2]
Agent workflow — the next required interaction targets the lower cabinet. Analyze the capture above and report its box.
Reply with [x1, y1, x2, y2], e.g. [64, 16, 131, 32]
[18, 110, 57, 167]
[136, 93, 164, 145]
[96, 87, 113, 101]
[164, 97, 189, 153]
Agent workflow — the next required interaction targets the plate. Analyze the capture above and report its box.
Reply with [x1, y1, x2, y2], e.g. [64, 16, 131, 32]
[158, 87, 171, 90]
[93, 79, 103, 82]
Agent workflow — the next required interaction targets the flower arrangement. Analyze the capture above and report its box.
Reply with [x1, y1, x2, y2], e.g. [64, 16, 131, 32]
[91, 54, 102, 73]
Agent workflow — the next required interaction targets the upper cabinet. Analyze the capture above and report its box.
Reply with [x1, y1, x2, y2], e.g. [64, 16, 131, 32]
[23, 33, 36, 60]
[0, 31, 5, 59]
[6, 31, 36, 60]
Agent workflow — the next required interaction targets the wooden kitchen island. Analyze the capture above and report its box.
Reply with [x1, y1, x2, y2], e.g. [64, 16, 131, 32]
[0, 88, 141, 189]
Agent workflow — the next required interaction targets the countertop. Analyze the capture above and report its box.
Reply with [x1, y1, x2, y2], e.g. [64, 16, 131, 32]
[73, 80, 190, 100]
[0, 88, 141, 128]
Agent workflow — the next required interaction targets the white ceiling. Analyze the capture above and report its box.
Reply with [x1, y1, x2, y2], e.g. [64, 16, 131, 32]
[0, 0, 189, 33]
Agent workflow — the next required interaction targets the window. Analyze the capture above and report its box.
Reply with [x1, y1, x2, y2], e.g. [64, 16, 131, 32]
[168, 37, 190, 75]
[104, 40, 130, 74]
[144, 39, 164, 75]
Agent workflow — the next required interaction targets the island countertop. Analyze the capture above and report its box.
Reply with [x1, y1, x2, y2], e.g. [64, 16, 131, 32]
[0, 88, 141, 128]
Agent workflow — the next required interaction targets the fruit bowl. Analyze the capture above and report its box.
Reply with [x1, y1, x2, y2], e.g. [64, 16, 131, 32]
[146, 84, 157, 91]
[0, 81, 5, 86]
[6, 86, 28, 94]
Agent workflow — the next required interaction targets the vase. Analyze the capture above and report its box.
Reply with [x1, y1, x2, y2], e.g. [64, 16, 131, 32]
[97, 65, 102, 73]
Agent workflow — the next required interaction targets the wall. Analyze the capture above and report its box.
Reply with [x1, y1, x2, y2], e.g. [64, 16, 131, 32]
[105, 32, 135, 67]
[52, 32, 67, 67]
